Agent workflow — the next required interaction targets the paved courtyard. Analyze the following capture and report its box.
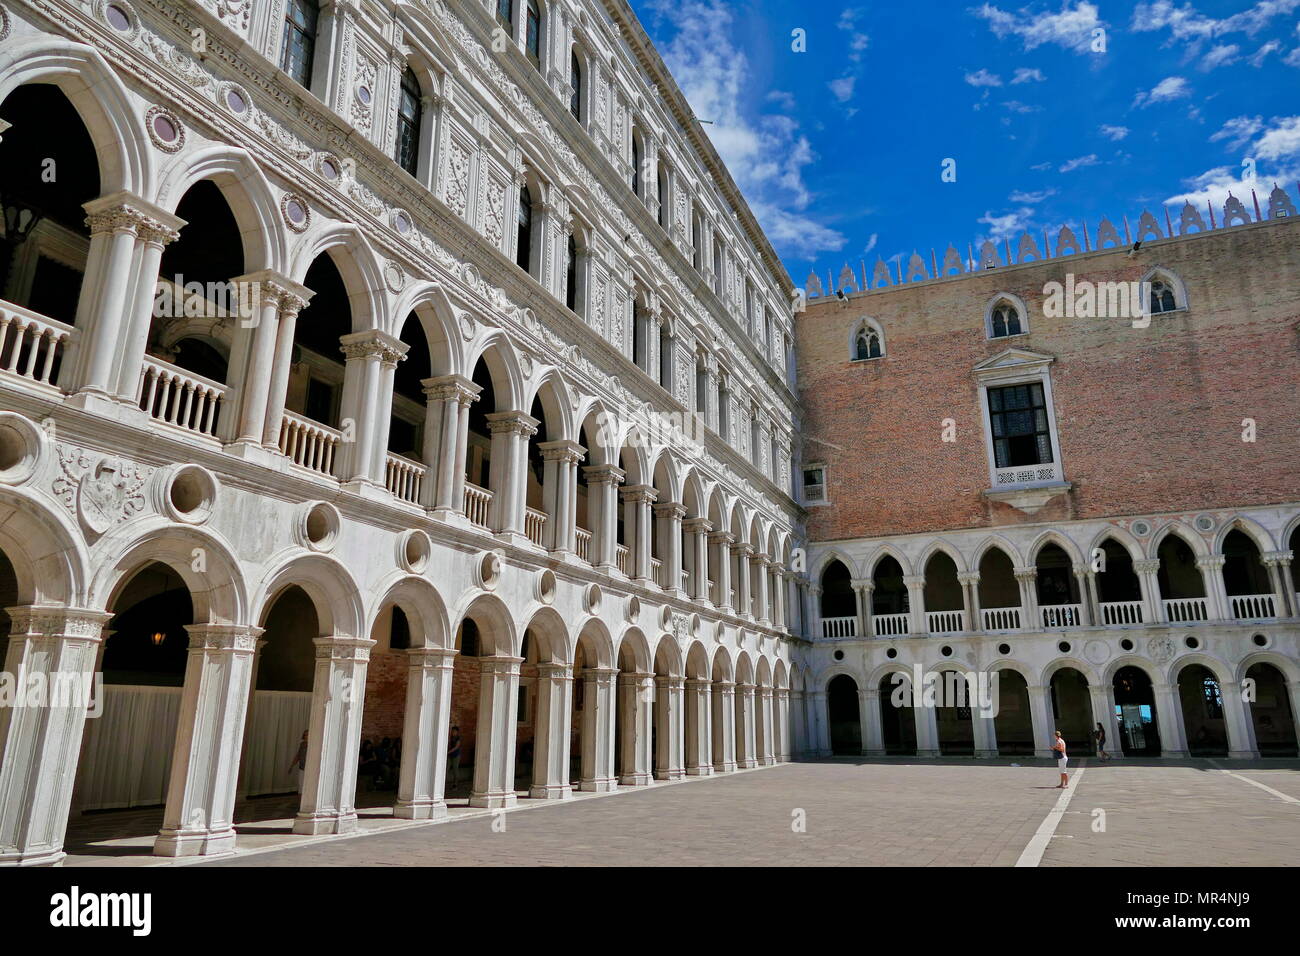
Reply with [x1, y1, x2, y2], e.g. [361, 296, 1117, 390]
[157, 758, 1300, 867]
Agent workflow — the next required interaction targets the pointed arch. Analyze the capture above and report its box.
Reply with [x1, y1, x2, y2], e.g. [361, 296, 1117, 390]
[984, 292, 1028, 339]
[1140, 265, 1188, 314]
[1212, 514, 1276, 555]
[1085, 526, 1144, 563]
[1027, 529, 1084, 567]
[1148, 520, 1209, 560]
[918, 538, 968, 574]
[971, 534, 1024, 569]
[848, 316, 885, 361]
[865, 544, 913, 578]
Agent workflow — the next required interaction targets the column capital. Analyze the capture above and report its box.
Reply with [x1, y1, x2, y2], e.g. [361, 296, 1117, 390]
[83, 190, 186, 240]
[707, 530, 734, 545]
[312, 635, 378, 661]
[536, 662, 573, 679]
[231, 269, 314, 314]
[752, 552, 772, 566]
[733, 541, 755, 557]
[903, 574, 926, 588]
[682, 517, 713, 534]
[584, 463, 626, 485]
[1134, 558, 1162, 574]
[1071, 564, 1094, 579]
[486, 410, 540, 437]
[1262, 550, 1293, 566]
[1194, 555, 1226, 571]
[1012, 566, 1038, 581]
[620, 482, 657, 503]
[956, 571, 981, 585]
[849, 578, 875, 591]
[479, 655, 525, 675]
[422, 373, 481, 405]
[538, 438, 587, 463]
[5, 605, 113, 640]
[653, 501, 687, 520]
[340, 329, 409, 367]
[686, 677, 712, 690]
[713, 680, 736, 691]
[183, 623, 265, 653]
[583, 666, 620, 681]
[406, 646, 458, 665]
[655, 675, 685, 691]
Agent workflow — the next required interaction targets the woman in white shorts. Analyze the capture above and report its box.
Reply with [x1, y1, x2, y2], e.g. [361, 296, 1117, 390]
[1052, 730, 1068, 788]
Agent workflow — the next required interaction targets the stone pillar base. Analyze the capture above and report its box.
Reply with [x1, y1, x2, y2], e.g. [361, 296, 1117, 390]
[864, 749, 886, 757]
[528, 784, 574, 800]
[686, 765, 715, 776]
[1228, 749, 1260, 760]
[714, 761, 738, 773]
[619, 772, 653, 786]
[493, 531, 532, 549]
[293, 811, 358, 836]
[654, 768, 685, 781]
[1160, 750, 1189, 759]
[394, 800, 448, 821]
[340, 477, 389, 501]
[154, 826, 238, 858]
[762, 756, 778, 766]
[579, 778, 617, 792]
[0, 848, 65, 867]
[916, 749, 941, 758]
[470, 791, 518, 809]
[736, 758, 757, 769]
[976, 749, 999, 759]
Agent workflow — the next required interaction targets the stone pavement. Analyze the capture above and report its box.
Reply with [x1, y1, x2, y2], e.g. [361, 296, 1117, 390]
[181, 757, 1297, 867]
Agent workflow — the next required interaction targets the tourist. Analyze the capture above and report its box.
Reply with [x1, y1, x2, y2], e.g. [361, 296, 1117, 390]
[289, 730, 308, 792]
[448, 726, 462, 788]
[1052, 730, 1068, 788]
[1094, 722, 1109, 761]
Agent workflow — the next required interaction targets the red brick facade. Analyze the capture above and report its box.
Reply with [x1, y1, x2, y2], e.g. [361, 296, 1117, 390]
[796, 217, 1300, 543]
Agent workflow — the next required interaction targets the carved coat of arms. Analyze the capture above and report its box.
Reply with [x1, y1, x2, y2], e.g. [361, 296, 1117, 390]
[54, 447, 150, 534]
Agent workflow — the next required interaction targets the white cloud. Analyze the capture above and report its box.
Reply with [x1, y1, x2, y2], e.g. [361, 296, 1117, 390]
[1100, 124, 1130, 140]
[837, 7, 872, 61]
[1030, 160, 1054, 171]
[971, 2, 1105, 54]
[766, 90, 797, 110]
[1133, 75, 1191, 107]
[1163, 163, 1298, 213]
[863, 233, 878, 254]
[1059, 154, 1099, 172]
[1252, 114, 1300, 160]
[645, 0, 844, 259]
[1132, 0, 1300, 49]
[1012, 67, 1047, 83]
[1210, 115, 1264, 149]
[829, 75, 857, 102]
[965, 68, 1004, 86]
[978, 207, 1035, 241]
[1200, 43, 1241, 68]
[1248, 39, 1282, 64]
[1002, 100, 1041, 113]
[1009, 188, 1056, 202]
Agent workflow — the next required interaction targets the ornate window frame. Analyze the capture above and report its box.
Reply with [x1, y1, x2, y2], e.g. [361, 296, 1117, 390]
[848, 317, 885, 362]
[984, 292, 1028, 340]
[1141, 266, 1189, 316]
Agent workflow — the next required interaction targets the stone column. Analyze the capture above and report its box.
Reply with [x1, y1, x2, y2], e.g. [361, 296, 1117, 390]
[773, 567, 788, 629]
[711, 680, 737, 771]
[684, 678, 714, 774]
[1154, 682, 1188, 757]
[957, 571, 981, 632]
[1073, 566, 1096, 626]
[736, 682, 758, 768]
[154, 625, 260, 857]
[790, 689, 806, 756]
[530, 662, 574, 799]
[851, 578, 873, 638]
[1026, 684, 1056, 758]
[336, 330, 407, 487]
[734, 543, 754, 617]
[294, 636, 374, 835]
[808, 689, 831, 756]
[861, 686, 885, 755]
[1134, 559, 1163, 624]
[395, 647, 456, 819]
[235, 637, 269, 800]
[0, 607, 111, 866]
[621, 483, 655, 581]
[618, 672, 654, 785]
[758, 685, 777, 765]
[579, 667, 618, 791]
[486, 411, 539, 541]
[112, 213, 184, 401]
[709, 531, 734, 610]
[1261, 551, 1294, 618]
[586, 464, 624, 572]
[422, 375, 480, 515]
[913, 697, 940, 757]
[1195, 555, 1229, 621]
[654, 675, 685, 780]
[1013, 566, 1039, 630]
[654, 501, 687, 595]
[972, 676, 998, 757]
[260, 288, 314, 449]
[222, 273, 294, 445]
[807, 584, 823, 643]
[684, 518, 712, 602]
[1219, 679, 1258, 759]
[1089, 681, 1124, 760]
[776, 687, 792, 761]
[470, 656, 523, 808]
[754, 553, 772, 625]
[904, 574, 927, 635]
[539, 440, 585, 555]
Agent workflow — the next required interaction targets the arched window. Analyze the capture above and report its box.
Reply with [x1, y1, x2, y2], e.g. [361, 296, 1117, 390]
[281, 0, 319, 90]
[1149, 280, 1176, 314]
[987, 297, 1025, 339]
[695, 353, 709, 414]
[691, 209, 702, 270]
[395, 67, 422, 177]
[717, 372, 730, 439]
[854, 326, 882, 360]
[658, 322, 673, 389]
[496, 0, 514, 35]
[569, 51, 583, 121]
[632, 299, 648, 372]
[525, 0, 541, 66]
[516, 185, 533, 274]
[631, 130, 642, 196]
[656, 160, 669, 229]
[1144, 269, 1185, 314]
[565, 232, 577, 312]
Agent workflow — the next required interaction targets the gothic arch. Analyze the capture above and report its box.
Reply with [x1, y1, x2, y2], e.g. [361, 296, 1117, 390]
[1140, 265, 1188, 312]
[983, 292, 1029, 338]
[847, 316, 885, 360]
[1028, 529, 1085, 567]
[1212, 515, 1277, 555]
[865, 544, 914, 578]
[1085, 526, 1145, 563]
[1148, 521, 1209, 560]
[918, 539, 969, 575]
[971, 534, 1025, 569]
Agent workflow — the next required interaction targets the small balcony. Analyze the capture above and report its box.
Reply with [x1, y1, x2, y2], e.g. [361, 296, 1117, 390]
[1100, 600, 1143, 625]
[1162, 597, 1209, 623]
[463, 482, 492, 529]
[925, 610, 963, 634]
[873, 612, 909, 637]
[1040, 603, 1082, 628]
[384, 452, 425, 505]
[821, 616, 856, 639]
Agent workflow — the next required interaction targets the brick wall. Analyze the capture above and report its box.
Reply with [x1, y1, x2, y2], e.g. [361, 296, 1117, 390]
[796, 217, 1300, 542]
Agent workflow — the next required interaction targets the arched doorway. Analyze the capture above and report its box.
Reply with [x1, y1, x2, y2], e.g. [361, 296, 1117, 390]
[935, 669, 975, 755]
[819, 558, 856, 637]
[1245, 662, 1298, 756]
[1049, 667, 1094, 755]
[1035, 543, 1081, 627]
[1095, 538, 1143, 624]
[1221, 529, 1274, 620]
[922, 552, 963, 634]
[994, 669, 1034, 755]
[871, 555, 909, 636]
[879, 672, 916, 755]
[1177, 664, 1227, 756]
[827, 674, 861, 755]
[1113, 665, 1161, 756]
[1156, 534, 1207, 622]
[978, 547, 1021, 630]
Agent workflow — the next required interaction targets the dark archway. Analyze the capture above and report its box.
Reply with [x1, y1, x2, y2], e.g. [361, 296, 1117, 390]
[879, 673, 916, 755]
[994, 669, 1034, 755]
[1245, 662, 1298, 756]
[1177, 664, 1227, 756]
[1113, 665, 1161, 756]
[1049, 667, 1094, 755]
[827, 674, 861, 756]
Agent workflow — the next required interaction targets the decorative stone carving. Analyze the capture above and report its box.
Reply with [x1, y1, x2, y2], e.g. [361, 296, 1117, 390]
[54, 448, 152, 534]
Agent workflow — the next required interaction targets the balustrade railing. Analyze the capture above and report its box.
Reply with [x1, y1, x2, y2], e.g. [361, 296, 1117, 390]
[614, 543, 628, 574]
[873, 612, 909, 636]
[1229, 593, 1276, 621]
[385, 453, 425, 505]
[1100, 601, 1144, 625]
[524, 507, 547, 547]
[1040, 604, 1082, 628]
[982, 606, 1021, 631]
[650, 557, 663, 587]
[463, 482, 492, 529]
[138, 356, 227, 437]
[1162, 597, 1208, 623]
[574, 528, 592, 563]
[821, 616, 857, 638]
[278, 410, 341, 477]
[0, 304, 71, 388]
[926, 610, 963, 634]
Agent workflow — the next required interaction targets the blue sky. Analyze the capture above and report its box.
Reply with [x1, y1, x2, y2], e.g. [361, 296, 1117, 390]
[630, 0, 1300, 284]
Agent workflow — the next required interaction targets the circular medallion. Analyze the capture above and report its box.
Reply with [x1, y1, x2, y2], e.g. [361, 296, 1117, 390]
[281, 193, 310, 232]
[145, 106, 185, 153]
